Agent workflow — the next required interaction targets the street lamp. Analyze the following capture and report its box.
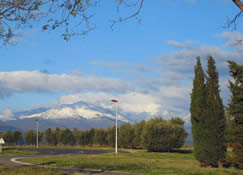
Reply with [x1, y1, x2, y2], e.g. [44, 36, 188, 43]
[36, 119, 39, 149]
[111, 99, 118, 154]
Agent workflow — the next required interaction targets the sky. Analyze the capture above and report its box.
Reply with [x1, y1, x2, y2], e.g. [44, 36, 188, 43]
[0, 0, 243, 122]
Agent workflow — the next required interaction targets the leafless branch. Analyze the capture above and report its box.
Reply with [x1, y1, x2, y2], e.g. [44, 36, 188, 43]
[111, 0, 144, 30]
[224, 11, 243, 30]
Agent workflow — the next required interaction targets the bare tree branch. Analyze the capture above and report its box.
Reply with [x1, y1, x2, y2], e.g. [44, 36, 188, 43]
[224, 11, 243, 30]
[111, 0, 144, 29]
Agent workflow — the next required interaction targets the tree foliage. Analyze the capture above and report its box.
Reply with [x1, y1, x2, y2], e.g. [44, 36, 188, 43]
[12, 130, 22, 145]
[24, 129, 36, 145]
[142, 117, 188, 152]
[60, 128, 75, 145]
[1, 130, 14, 145]
[190, 56, 227, 167]
[92, 128, 107, 145]
[190, 57, 208, 165]
[106, 126, 116, 147]
[0, 0, 144, 43]
[205, 56, 226, 167]
[44, 128, 53, 145]
[119, 123, 134, 148]
[133, 120, 145, 148]
[228, 60, 243, 169]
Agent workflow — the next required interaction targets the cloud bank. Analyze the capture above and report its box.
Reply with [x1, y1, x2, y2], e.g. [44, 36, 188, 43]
[0, 71, 134, 98]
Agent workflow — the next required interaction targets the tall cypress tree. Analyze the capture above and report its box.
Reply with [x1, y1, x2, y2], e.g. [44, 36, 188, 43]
[190, 57, 208, 165]
[206, 56, 226, 167]
[228, 60, 243, 169]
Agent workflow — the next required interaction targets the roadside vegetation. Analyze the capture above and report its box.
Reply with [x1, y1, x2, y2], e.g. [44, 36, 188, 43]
[23, 148, 243, 175]
[0, 147, 38, 156]
[0, 167, 68, 175]
[1, 116, 188, 153]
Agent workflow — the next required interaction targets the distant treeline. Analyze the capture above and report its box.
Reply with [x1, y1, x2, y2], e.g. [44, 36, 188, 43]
[0, 117, 188, 152]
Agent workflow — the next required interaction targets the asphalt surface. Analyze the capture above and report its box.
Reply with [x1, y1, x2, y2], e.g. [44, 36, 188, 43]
[0, 148, 139, 175]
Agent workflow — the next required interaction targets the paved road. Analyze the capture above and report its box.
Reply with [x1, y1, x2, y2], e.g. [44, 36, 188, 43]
[0, 148, 111, 167]
[0, 148, 139, 175]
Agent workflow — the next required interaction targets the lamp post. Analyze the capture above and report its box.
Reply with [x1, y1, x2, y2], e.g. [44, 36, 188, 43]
[111, 99, 118, 154]
[36, 119, 39, 149]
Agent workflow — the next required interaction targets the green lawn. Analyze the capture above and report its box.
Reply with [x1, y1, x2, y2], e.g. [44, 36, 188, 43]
[23, 149, 243, 175]
[10, 144, 113, 151]
[0, 147, 38, 155]
[0, 167, 69, 175]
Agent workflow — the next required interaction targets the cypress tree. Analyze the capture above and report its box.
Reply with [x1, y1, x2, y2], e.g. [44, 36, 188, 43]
[190, 57, 208, 166]
[205, 56, 226, 167]
[228, 60, 243, 169]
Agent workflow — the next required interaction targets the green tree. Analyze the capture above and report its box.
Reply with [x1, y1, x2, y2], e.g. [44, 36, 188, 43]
[205, 56, 226, 167]
[38, 131, 43, 144]
[227, 60, 243, 169]
[133, 120, 145, 148]
[24, 129, 36, 145]
[190, 57, 208, 166]
[60, 128, 75, 145]
[93, 128, 107, 146]
[53, 127, 62, 145]
[1, 130, 13, 145]
[12, 130, 22, 145]
[88, 128, 95, 145]
[169, 117, 188, 149]
[44, 128, 53, 145]
[119, 123, 135, 148]
[142, 118, 187, 152]
[225, 110, 234, 147]
[106, 126, 116, 147]
[169, 117, 185, 126]
[73, 128, 80, 145]
[79, 130, 90, 146]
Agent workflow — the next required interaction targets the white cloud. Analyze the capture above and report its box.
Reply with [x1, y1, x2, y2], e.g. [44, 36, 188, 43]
[0, 108, 15, 121]
[118, 92, 160, 115]
[217, 31, 243, 52]
[167, 40, 199, 49]
[59, 92, 160, 116]
[58, 88, 191, 122]
[0, 71, 134, 98]
[59, 92, 114, 106]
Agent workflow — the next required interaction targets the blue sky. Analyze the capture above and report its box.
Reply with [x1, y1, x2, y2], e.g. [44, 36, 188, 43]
[0, 0, 243, 122]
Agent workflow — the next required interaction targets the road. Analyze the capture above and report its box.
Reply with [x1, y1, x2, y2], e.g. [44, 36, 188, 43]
[0, 148, 139, 175]
[0, 148, 111, 167]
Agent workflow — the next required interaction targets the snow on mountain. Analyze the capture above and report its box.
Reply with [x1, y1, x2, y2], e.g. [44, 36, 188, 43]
[19, 103, 129, 123]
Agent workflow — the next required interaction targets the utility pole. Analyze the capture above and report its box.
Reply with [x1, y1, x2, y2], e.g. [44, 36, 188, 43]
[36, 119, 39, 149]
[111, 99, 118, 154]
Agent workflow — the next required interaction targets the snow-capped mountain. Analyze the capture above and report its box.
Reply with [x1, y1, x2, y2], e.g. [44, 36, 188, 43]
[1, 101, 130, 131]
[20, 105, 128, 122]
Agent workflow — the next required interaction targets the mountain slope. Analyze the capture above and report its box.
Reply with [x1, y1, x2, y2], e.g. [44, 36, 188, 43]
[1, 100, 130, 131]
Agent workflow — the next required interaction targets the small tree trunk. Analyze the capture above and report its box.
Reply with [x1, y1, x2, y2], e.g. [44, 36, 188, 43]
[218, 161, 223, 168]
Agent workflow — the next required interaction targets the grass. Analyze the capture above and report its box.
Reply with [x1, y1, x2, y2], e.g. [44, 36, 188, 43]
[0, 147, 38, 155]
[10, 144, 113, 151]
[23, 148, 243, 175]
[0, 167, 69, 175]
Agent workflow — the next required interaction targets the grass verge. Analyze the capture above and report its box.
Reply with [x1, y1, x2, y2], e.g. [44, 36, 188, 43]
[9, 144, 113, 151]
[0, 147, 38, 155]
[23, 149, 243, 175]
[0, 167, 70, 175]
